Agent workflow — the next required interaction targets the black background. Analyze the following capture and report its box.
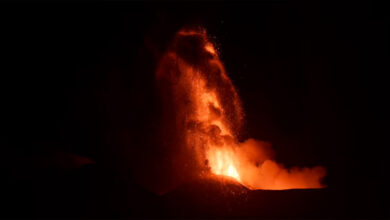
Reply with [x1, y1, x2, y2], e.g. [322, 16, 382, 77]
[1, 0, 389, 218]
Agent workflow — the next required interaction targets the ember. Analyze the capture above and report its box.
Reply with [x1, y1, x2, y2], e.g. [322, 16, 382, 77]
[156, 28, 326, 190]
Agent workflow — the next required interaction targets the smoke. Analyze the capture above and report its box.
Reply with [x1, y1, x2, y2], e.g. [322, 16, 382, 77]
[236, 139, 326, 189]
[155, 27, 326, 190]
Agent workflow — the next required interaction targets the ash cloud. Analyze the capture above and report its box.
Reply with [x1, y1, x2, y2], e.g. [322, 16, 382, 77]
[236, 139, 326, 189]
[155, 27, 326, 191]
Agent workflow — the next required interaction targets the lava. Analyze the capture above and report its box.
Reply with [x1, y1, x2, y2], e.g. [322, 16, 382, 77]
[155, 27, 326, 190]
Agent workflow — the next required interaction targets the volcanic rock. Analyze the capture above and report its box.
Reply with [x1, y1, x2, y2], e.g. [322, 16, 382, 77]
[160, 174, 339, 218]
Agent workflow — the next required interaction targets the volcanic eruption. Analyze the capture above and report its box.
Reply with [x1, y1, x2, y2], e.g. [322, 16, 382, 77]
[155, 28, 326, 190]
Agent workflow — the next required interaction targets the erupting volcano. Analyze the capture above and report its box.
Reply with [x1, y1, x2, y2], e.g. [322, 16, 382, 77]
[156, 28, 326, 190]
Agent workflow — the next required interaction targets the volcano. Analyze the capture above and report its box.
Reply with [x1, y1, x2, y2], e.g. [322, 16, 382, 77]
[160, 176, 337, 218]
[155, 27, 326, 192]
[2, 2, 386, 218]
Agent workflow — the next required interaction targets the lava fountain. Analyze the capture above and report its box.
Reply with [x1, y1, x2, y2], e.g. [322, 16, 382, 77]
[155, 28, 326, 190]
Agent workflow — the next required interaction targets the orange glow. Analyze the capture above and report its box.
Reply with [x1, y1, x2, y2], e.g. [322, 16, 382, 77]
[155, 28, 326, 190]
[207, 147, 241, 181]
[205, 43, 216, 55]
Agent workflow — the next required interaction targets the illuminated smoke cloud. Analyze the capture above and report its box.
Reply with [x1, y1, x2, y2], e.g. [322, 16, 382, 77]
[156, 27, 326, 190]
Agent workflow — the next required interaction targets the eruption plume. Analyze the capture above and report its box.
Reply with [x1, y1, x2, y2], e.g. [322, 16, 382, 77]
[155, 28, 326, 190]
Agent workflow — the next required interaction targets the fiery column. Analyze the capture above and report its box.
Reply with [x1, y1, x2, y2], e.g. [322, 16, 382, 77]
[156, 28, 326, 190]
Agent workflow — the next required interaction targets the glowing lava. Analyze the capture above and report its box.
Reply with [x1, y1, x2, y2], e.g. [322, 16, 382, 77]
[207, 147, 241, 181]
[156, 27, 326, 190]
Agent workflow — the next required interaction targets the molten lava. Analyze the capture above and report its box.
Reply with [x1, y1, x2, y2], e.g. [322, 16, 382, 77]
[156, 28, 326, 190]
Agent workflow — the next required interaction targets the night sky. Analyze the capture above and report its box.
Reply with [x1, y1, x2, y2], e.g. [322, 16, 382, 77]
[1, 1, 388, 218]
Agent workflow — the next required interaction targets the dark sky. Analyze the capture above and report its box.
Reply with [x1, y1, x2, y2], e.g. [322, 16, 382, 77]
[1, 1, 389, 218]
